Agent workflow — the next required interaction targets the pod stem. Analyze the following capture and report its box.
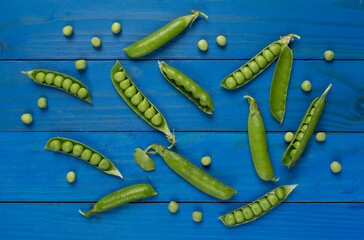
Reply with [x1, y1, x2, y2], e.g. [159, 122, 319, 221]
[280, 34, 300, 45]
[189, 10, 208, 28]
[244, 95, 260, 115]
[322, 84, 332, 98]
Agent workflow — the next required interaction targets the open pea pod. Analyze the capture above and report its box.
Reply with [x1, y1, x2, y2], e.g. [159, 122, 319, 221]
[219, 185, 297, 227]
[22, 69, 91, 103]
[282, 84, 332, 167]
[111, 61, 176, 147]
[45, 137, 122, 178]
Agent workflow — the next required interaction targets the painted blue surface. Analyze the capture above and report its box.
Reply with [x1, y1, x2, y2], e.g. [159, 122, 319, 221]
[0, 0, 363, 239]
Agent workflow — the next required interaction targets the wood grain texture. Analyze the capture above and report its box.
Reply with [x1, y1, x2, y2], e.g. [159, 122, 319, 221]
[1, 0, 364, 59]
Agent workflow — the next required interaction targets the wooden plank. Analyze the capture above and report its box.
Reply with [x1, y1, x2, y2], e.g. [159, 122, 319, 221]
[1, 60, 362, 132]
[0, 132, 362, 202]
[1, 0, 364, 59]
[1, 203, 363, 240]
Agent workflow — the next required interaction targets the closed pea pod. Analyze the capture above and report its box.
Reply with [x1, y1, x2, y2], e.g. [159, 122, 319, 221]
[219, 185, 297, 227]
[159, 61, 214, 114]
[123, 10, 207, 58]
[111, 61, 176, 147]
[45, 137, 123, 178]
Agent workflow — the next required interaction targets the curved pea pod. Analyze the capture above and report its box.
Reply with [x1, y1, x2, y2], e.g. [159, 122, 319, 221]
[22, 69, 91, 103]
[282, 84, 332, 167]
[123, 10, 208, 58]
[270, 45, 293, 123]
[134, 148, 156, 171]
[158, 61, 214, 115]
[149, 144, 237, 200]
[79, 184, 158, 217]
[45, 137, 122, 179]
[219, 185, 297, 227]
[111, 61, 176, 147]
[245, 96, 276, 181]
[220, 34, 299, 90]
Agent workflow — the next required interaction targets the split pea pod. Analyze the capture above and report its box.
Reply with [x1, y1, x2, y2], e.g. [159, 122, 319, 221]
[282, 84, 332, 167]
[220, 34, 299, 90]
[123, 10, 207, 58]
[270, 45, 293, 123]
[219, 185, 297, 227]
[158, 61, 214, 114]
[145, 144, 237, 200]
[22, 69, 91, 103]
[111, 61, 176, 147]
[79, 184, 158, 217]
[45, 137, 123, 178]
[245, 96, 276, 181]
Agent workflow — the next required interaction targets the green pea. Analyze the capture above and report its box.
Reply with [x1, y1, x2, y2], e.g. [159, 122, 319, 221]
[242, 207, 253, 220]
[241, 67, 253, 80]
[233, 210, 245, 223]
[111, 22, 121, 34]
[284, 132, 294, 142]
[314, 100, 320, 107]
[305, 116, 312, 124]
[66, 171, 76, 183]
[45, 73, 55, 85]
[251, 203, 262, 216]
[36, 72, 46, 83]
[293, 141, 300, 149]
[125, 86, 137, 98]
[98, 159, 111, 170]
[90, 153, 102, 166]
[258, 198, 271, 211]
[144, 107, 156, 120]
[269, 44, 281, 55]
[297, 132, 304, 141]
[192, 211, 203, 222]
[200, 100, 207, 106]
[301, 124, 308, 132]
[290, 149, 297, 158]
[119, 79, 131, 90]
[168, 201, 179, 213]
[137, 99, 150, 113]
[330, 161, 341, 173]
[91, 37, 102, 48]
[224, 213, 236, 226]
[263, 49, 274, 62]
[324, 50, 334, 61]
[151, 113, 163, 126]
[81, 149, 92, 161]
[316, 132, 326, 142]
[309, 108, 316, 116]
[198, 39, 208, 51]
[275, 187, 285, 200]
[131, 93, 143, 105]
[248, 61, 260, 74]
[216, 35, 227, 47]
[192, 92, 200, 99]
[63, 26, 73, 37]
[70, 83, 80, 94]
[256, 55, 267, 68]
[301, 80, 312, 92]
[54, 76, 64, 87]
[267, 194, 279, 206]
[233, 71, 245, 85]
[77, 88, 88, 99]
[50, 140, 62, 151]
[62, 141, 73, 153]
[75, 60, 87, 70]
[225, 77, 237, 89]
[62, 79, 73, 91]
[21, 113, 33, 124]
[37, 97, 47, 109]
[114, 72, 126, 82]
[72, 144, 84, 157]
[201, 156, 211, 167]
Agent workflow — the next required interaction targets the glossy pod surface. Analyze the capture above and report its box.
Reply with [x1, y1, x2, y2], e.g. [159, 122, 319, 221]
[22, 69, 91, 103]
[220, 34, 299, 90]
[158, 61, 214, 114]
[111, 61, 176, 147]
[219, 185, 297, 227]
[123, 10, 207, 58]
[45, 137, 122, 178]
[79, 184, 158, 217]
[245, 96, 276, 181]
[270, 45, 293, 123]
[282, 84, 332, 167]
[150, 144, 237, 200]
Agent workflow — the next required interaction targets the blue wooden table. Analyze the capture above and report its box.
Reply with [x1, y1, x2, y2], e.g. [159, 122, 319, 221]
[0, 0, 363, 239]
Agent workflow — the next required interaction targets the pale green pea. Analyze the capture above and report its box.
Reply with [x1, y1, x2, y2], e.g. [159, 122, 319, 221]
[168, 201, 179, 213]
[21, 113, 33, 124]
[248, 61, 260, 74]
[290, 149, 297, 158]
[293, 141, 300, 149]
[45, 73, 55, 85]
[114, 72, 126, 82]
[77, 88, 88, 99]
[54, 76, 64, 87]
[36, 72, 46, 83]
[201, 156, 211, 167]
[192, 211, 203, 222]
[200, 99, 207, 106]
[75, 60, 87, 70]
[305, 116, 312, 124]
[63, 26, 73, 37]
[62, 79, 73, 91]
[198, 39, 208, 51]
[301, 80, 312, 92]
[256, 55, 267, 68]
[301, 124, 308, 132]
[37, 97, 47, 109]
[62, 141, 73, 153]
[297, 132, 304, 141]
[263, 49, 274, 62]
[192, 92, 200, 99]
[81, 149, 92, 161]
[316, 132, 326, 142]
[233, 71, 245, 85]
[216, 35, 227, 46]
[137, 99, 150, 112]
[90, 153, 102, 166]
[233, 210, 245, 223]
[284, 132, 294, 142]
[309, 108, 316, 116]
[111, 22, 121, 34]
[269, 44, 281, 55]
[144, 107, 156, 119]
[50, 140, 62, 151]
[241, 67, 253, 79]
[125, 86, 136, 98]
[324, 50, 334, 61]
[72, 144, 84, 157]
[225, 77, 237, 89]
[267, 194, 279, 206]
[224, 213, 235, 226]
[119, 79, 131, 90]
[91, 37, 102, 48]
[151, 113, 163, 126]
[70, 83, 80, 94]
[251, 203, 262, 216]
[258, 198, 271, 211]
[131, 93, 143, 105]
[330, 161, 341, 173]
[242, 207, 253, 220]
[98, 159, 111, 170]
[66, 171, 76, 183]
[275, 187, 285, 200]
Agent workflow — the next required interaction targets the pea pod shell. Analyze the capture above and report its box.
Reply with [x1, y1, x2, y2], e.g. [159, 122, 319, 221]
[79, 184, 158, 217]
[158, 61, 214, 114]
[219, 185, 297, 227]
[123, 10, 207, 58]
[282, 84, 332, 167]
[270, 45, 293, 123]
[45, 137, 122, 178]
[22, 69, 91, 103]
[134, 148, 156, 171]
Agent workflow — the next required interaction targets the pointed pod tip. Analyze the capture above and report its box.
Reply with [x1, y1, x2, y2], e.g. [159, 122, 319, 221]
[79, 210, 88, 217]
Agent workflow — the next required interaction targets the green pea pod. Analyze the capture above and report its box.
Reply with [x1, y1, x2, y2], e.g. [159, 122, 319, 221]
[22, 69, 91, 103]
[45, 137, 122, 179]
[219, 185, 297, 227]
[245, 96, 276, 181]
[147, 144, 237, 200]
[158, 61, 214, 115]
[134, 148, 156, 171]
[220, 34, 299, 90]
[282, 84, 332, 167]
[270, 45, 293, 123]
[123, 10, 208, 58]
[111, 61, 176, 147]
[79, 184, 158, 217]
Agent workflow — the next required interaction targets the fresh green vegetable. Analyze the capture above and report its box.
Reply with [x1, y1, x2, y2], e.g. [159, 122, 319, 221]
[37, 97, 47, 109]
[316, 132, 326, 142]
[75, 60, 87, 70]
[168, 201, 179, 213]
[330, 161, 341, 173]
[21, 113, 33, 124]
[301, 80, 312, 92]
[192, 211, 203, 222]
[216, 35, 227, 46]
[91, 37, 102, 48]
[134, 148, 156, 171]
[63, 26, 73, 37]
[111, 22, 121, 34]
[201, 156, 211, 167]
[324, 50, 334, 61]
[198, 39, 208, 51]
[284, 132, 294, 142]
[66, 171, 76, 183]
